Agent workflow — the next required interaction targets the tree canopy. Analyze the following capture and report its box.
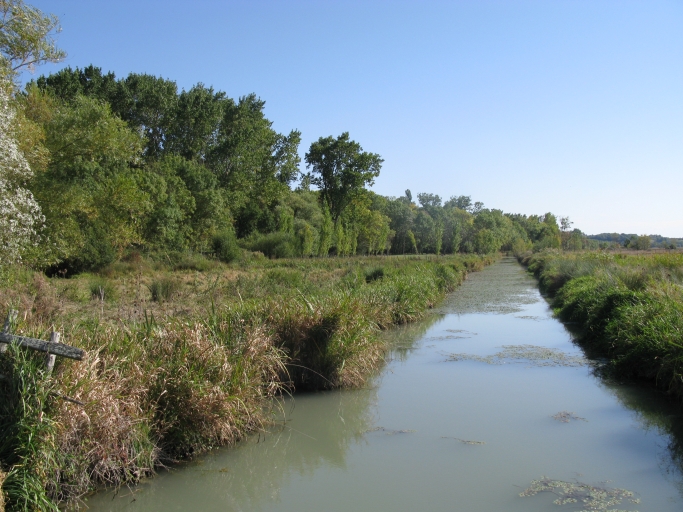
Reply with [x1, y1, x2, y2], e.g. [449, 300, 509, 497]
[0, 0, 64, 78]
[305, 132, 383, 224]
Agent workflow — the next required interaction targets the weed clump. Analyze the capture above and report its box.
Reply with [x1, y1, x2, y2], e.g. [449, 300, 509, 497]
[88, 278, 115, 302]
[364, 267, 384, 283]
[147, 277, 180, 302]
[519, 476, 640, 510]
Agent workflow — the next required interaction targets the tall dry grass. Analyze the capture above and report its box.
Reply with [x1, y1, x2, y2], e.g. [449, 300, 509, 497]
[0, 471, 5, 512]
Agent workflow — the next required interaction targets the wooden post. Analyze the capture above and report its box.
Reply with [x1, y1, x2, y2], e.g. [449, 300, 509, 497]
[45, 331, 61, 373]
[0, 309, 18, 354]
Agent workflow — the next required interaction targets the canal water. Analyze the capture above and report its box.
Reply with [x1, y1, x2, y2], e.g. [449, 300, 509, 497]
[86, 258, 683, 511]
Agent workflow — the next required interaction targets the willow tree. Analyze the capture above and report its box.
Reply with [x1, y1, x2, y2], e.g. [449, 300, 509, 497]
[0, 0, 65, 79]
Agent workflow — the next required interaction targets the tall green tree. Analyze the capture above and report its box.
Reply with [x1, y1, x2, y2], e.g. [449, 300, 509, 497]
[30, 94, 149, 271]
[208, 94, 301, 236]
[305, 132, 382, 225]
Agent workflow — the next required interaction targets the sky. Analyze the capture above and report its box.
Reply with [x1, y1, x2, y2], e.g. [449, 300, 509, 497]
[26, 0, 683, 236]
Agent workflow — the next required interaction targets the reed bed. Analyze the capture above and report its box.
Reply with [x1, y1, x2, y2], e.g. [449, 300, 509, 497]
[522, 250, 683, 398]
[0, 253, 492, 510]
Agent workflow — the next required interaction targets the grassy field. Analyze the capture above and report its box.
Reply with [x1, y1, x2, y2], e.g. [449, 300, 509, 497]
[0, 253, 493, 510]
[521, 250, 683, 399]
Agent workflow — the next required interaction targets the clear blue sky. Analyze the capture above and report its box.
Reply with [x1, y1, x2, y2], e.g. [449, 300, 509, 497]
[28, 0, 683, 236]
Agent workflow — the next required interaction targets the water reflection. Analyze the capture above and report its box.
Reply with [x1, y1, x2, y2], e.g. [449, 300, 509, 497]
[599, 378, 683, 490]
[383, 313, 442, 362]
[86, 387, 381, 511]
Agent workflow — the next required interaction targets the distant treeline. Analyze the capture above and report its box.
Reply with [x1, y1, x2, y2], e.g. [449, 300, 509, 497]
[3, 65, 598, 275]
[587, 233, 682, 249]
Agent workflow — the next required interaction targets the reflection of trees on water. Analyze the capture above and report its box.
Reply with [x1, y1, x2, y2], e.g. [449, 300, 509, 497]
[599, 377, 683, 493]
[383, 313, 442, 362]
[170, 387, 378, 511]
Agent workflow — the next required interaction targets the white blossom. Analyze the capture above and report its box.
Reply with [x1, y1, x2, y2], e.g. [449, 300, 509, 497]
[0, 79, 42, 265]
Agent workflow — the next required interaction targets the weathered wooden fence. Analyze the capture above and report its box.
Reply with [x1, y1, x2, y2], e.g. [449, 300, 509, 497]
[0, 309, 85, 372]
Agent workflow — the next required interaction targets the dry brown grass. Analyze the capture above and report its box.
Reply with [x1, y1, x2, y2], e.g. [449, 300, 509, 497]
[0, 470, 5, 512]
[39, 320, 285, 503]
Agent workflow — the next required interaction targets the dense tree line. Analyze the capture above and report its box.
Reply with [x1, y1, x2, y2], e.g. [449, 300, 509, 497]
[0, 0, 578, 276]
[5, 62, 569, 273]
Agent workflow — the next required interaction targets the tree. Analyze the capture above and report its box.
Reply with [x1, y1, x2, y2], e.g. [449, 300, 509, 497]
[0, 0, 64, 266]
[559, 216, 573, 232]
[0, 79, 41, 265]
[444, 195, 472, 211]
[0, 0, 65, 78]
[208, 94, 301, 236]
[634, 235, 651, 251]
[30, 94, 149, 271]
[116, 73, 179, 160]
[305, 132, 383, 224]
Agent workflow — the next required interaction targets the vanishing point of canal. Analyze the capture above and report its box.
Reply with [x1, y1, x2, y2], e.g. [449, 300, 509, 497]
[86, 258, 683, 511]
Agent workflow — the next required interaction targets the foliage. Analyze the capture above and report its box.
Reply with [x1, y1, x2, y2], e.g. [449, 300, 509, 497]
[0, 0, 64, 78]
[212, 228, 241, 263]
[26, 92, 149, 273]
[0, 78, 41, 267]
[19, 62, 582, 269]
[305, 132, 382, 224]
[243, 231, 297, 259]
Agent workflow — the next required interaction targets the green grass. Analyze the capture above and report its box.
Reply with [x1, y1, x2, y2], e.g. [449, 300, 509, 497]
[0, 253, 494, 510]
[522, 250, 683, 397]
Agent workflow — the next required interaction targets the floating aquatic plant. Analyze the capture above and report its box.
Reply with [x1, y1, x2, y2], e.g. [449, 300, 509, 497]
[519, 477, 640, 511]
[552, 411, 588, 423]
[441, 436, 485, 445]
[445, 344, 589, 368]
[364, 427, 416, 435]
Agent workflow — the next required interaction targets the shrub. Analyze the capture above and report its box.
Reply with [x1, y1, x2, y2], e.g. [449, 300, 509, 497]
[244, 232, 297, 259]
[212, 229, 241, 263]
[173, 252, 216, 271]
[364, 267, 384, 283]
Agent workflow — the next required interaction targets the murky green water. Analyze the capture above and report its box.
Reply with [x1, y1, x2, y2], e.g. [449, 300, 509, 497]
[85, 258, 683, 511]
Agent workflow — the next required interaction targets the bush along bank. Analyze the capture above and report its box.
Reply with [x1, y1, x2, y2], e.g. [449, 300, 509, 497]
[0, 254, 493, 510]
[521, 250, 683, 398]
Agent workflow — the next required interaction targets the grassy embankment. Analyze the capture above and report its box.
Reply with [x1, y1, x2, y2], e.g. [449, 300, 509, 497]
[0, 253, 493, 510]
[521, 250, 683, 397]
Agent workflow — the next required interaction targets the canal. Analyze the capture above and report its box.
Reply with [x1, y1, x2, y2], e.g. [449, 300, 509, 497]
[86, 258, 683, 511]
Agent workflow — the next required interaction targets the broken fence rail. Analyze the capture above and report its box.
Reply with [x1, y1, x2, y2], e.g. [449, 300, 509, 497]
[0, 310, 85, 369]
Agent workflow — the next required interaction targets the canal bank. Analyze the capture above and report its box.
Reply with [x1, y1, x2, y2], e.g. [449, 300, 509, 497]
[85, 258, 683, 511]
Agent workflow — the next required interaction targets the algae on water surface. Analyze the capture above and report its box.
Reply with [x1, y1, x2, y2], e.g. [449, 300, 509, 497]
[445, 344, 589, 367]
[519, 477, 640, 511]
[433, 258, 538, 315]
